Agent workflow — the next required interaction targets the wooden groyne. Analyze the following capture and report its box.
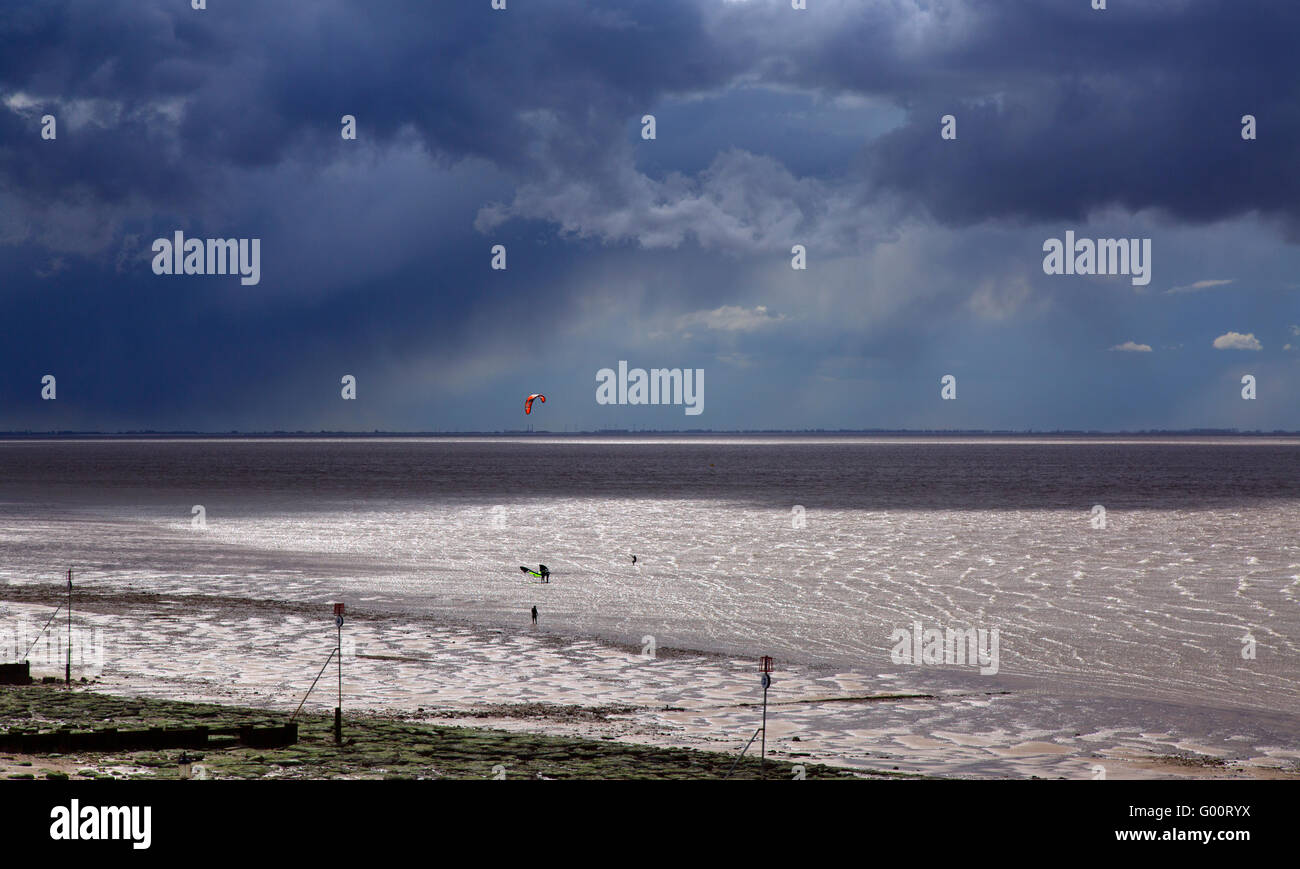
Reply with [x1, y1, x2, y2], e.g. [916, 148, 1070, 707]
[0, 663, 33, 685]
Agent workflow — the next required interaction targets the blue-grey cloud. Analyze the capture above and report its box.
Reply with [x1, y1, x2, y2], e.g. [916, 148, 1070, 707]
[1, 0, 1298, 431]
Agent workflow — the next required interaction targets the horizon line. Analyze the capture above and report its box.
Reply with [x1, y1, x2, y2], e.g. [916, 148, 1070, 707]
[1, 428, 1297, 438]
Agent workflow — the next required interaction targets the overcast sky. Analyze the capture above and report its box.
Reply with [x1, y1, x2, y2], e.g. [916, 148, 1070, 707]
[2, 0, 1298, 431]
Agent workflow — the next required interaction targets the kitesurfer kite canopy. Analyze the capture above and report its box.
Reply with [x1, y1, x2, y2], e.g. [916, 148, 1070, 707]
[525, 393, 546, 415]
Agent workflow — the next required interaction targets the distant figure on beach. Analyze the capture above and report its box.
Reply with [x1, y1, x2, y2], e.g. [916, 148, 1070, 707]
[531, 605, 538, 625]
[632, 555, 637, 564]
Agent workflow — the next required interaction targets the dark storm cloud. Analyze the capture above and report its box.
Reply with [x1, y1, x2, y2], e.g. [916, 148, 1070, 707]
[5, 1, 1297, 248]
[0, 0, 734, 202]
[462, 0, 1300, 247]
[759, 0, 1300, 226]
[2, 0, 1298, 431]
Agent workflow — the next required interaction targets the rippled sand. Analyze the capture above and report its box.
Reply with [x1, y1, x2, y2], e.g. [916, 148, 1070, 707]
[20, 498, 1292, 711]
[2, 595, 1296, 779]
[2, 438, 1298, 777]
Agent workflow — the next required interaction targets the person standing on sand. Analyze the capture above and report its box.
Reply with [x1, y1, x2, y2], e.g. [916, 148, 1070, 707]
[531, 605, 538, 625]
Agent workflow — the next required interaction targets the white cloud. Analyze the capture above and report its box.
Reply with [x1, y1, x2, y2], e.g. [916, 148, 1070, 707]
[3, 91, 41, 114]
[1109, 341, 1152, 352]
[1165, 278, 1234, 294]
[3, 90, 184, 132]
[476, 146, 887, 256]
[675, 304, 786, 332]
[1212, 331, 1262, 351]
[967, 273, 1034, 321]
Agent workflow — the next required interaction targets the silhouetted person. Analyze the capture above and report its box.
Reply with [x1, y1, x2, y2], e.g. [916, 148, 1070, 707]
[539, 564, 550, 583]
[531, 606, 538, 625]
[632, 555, 637, 564]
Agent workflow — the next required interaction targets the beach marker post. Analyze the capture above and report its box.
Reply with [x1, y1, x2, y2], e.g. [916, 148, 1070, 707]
[759, 655, 774, 778]
[333, 602, 345, 744]
[65, 569, 72, 685]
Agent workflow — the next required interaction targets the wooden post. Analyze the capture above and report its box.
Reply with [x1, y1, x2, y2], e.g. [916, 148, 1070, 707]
[65, 569, 71, 685]
[333, 603, 345, 745]
[759, 656, 774, 779]
[335, 617, 342, 744]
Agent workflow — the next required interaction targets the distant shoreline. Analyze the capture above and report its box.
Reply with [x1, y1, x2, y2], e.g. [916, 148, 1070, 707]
[1, 429, 1296, 440]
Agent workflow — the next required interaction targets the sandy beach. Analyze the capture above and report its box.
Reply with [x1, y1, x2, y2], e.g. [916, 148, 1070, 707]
[3, 583, 1296, 780]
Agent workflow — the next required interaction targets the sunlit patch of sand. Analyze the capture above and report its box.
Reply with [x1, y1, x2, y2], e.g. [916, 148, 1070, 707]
[929, 730, 1001, 747]
[993, 741, 1073, 757]
[2, 595, 1297, 780]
